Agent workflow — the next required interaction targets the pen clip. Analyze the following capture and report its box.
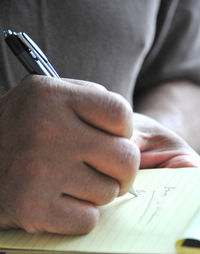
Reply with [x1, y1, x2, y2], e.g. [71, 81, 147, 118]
[16, 32, 60, 78]
[19, 33, 48, 62]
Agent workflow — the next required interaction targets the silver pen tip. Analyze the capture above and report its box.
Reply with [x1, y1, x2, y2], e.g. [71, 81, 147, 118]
[3, 29, 13, 38]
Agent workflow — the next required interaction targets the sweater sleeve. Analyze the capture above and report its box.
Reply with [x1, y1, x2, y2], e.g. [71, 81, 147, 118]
[135, 0, 200, 95]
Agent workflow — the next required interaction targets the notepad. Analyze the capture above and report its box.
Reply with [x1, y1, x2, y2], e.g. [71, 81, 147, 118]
[0, 167, 200, 254]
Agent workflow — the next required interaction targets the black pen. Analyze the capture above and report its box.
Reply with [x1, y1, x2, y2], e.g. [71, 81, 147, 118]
[3, 29, 60, 78]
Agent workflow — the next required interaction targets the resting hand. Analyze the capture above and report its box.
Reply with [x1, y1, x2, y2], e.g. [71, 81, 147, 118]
[132, 113, 200, 168]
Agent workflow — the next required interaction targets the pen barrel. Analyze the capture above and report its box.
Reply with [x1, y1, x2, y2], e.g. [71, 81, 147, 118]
[4, 33, 27, 55]
[5, 32, 52, 76]
[4, 30, 60, 77]
[17, 51, 53, 76]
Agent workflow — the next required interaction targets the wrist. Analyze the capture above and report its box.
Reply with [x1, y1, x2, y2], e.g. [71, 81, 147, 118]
[134, 82, 191, 145]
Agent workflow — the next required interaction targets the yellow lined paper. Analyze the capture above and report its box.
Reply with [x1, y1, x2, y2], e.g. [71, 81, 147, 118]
[0, 167, 200, 253]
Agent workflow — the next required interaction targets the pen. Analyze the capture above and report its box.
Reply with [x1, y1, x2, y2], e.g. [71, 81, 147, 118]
[3, 29, 137, 197]
[3, 29, 60, 78]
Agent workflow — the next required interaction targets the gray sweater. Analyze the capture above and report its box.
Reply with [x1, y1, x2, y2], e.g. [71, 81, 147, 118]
[1, 0, 200, 105]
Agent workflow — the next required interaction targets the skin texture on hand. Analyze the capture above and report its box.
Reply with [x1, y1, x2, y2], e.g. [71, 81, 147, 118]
[133, 113, 200, 169]
[0, 75, 140, 235]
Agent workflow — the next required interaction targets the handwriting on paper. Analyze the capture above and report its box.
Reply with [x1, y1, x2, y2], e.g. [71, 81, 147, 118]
[138, 186, 176, 225]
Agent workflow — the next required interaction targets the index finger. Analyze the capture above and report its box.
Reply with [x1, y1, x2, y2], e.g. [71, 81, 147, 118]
[65, 80, 133, 138]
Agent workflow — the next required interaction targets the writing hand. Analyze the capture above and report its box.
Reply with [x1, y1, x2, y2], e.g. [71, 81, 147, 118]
[0, 76, 140, 234]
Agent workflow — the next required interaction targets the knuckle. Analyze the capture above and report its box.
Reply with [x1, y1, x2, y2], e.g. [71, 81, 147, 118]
[119, 140, 140, 180]
[86, 81, 107, 91]
[14, 152, 49, 180]
[32, 120, 60, 144]
[26, 159, 49, 179]
[117, 142, 140, 196]
[22, 75, 43, 92]
[110, 93, 133, 137]
[74, 79, 107, 91]
[21, 75, 54, 100]
[45, 202, 99, 235]
[80, 207, 99, 233]
[23, 224, 38, 233]
[96, 179, 119, 206]
[94, 83, 107, 91]
[73, 206, 99, 234]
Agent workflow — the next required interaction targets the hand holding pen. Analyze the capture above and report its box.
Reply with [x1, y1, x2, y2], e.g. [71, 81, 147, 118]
[0, 29, 140, 234]
[3, 29, 138, 197]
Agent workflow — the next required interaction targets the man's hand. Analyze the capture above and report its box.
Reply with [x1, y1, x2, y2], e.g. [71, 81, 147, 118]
[0, 75, 140, 235]
[133, 113, 200, 169]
